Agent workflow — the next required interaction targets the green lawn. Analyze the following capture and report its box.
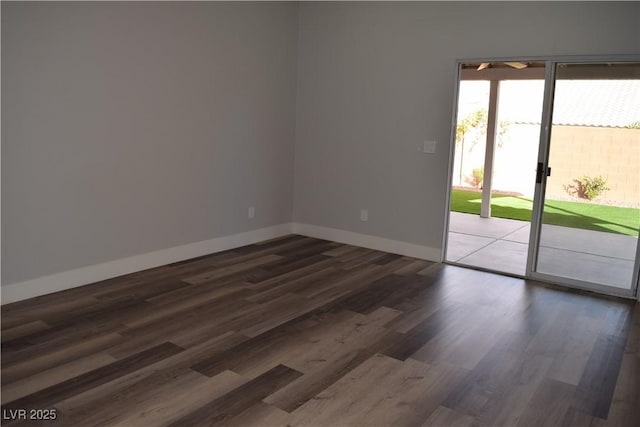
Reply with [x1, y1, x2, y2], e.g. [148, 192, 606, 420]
[450, 189, 640, 237]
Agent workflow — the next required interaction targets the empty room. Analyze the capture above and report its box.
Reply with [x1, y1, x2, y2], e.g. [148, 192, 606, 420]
[2, 1, 639, 426]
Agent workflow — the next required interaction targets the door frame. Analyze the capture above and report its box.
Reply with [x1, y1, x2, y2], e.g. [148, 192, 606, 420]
[443, 54, 640, 300]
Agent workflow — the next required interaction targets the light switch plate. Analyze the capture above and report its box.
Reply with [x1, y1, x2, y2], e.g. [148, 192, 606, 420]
[423, 140, 436, 153]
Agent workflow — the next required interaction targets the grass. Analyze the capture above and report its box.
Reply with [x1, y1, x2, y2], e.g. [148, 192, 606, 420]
[450, 189, 640, 237]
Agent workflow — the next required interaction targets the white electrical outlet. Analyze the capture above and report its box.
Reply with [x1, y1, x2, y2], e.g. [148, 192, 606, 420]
[248, 206, 255, 219]
[360, 209, 368, 222]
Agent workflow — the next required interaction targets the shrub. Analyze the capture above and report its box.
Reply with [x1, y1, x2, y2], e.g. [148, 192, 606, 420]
[465, 166, 484, 189]
[566, 175, 610, 200]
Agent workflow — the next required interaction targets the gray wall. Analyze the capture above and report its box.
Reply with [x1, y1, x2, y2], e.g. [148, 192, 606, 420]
[293, 1, 640, 250]
[2, 2, 298, 284]
[3, 1, 639, 287]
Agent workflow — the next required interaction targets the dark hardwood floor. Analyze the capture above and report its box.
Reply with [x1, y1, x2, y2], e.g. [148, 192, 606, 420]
[1, 235, 638, 426]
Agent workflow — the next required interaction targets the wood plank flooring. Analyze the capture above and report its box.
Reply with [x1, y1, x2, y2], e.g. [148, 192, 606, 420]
[1, 235, 638, 426]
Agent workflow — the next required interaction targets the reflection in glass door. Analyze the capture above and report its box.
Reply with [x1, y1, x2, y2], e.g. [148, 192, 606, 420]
[533, 62, 640, 293]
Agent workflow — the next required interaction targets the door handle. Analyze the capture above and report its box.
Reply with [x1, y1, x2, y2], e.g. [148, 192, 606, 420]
[536, 163, 551, 183]
[536, 162, 544, 183]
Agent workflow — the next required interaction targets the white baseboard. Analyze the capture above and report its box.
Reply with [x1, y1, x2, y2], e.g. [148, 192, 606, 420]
[1, 222, 443, 305]
[292, 223, 442, 262]
[1, 223, 294, 305]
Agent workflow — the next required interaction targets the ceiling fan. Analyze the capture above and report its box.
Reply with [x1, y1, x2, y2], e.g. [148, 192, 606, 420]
[477, 62, 528, 71]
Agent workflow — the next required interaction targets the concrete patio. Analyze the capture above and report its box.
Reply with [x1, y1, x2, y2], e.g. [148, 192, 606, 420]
[446, 212, 638, 289]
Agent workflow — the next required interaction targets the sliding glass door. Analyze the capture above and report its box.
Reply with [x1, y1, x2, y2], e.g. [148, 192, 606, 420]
[446, 57, 640, 298]
[530, 61, 640, 296]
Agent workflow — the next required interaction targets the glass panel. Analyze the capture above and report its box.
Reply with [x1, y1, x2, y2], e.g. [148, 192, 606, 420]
[451, 80, 489, 189]
[447, 63, 545, 276]
[535, 62, 640, 290]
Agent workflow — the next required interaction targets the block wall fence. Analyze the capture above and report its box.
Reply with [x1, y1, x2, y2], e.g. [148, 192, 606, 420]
[547, 126, 640, 206]
[454, 125, 640, 207]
